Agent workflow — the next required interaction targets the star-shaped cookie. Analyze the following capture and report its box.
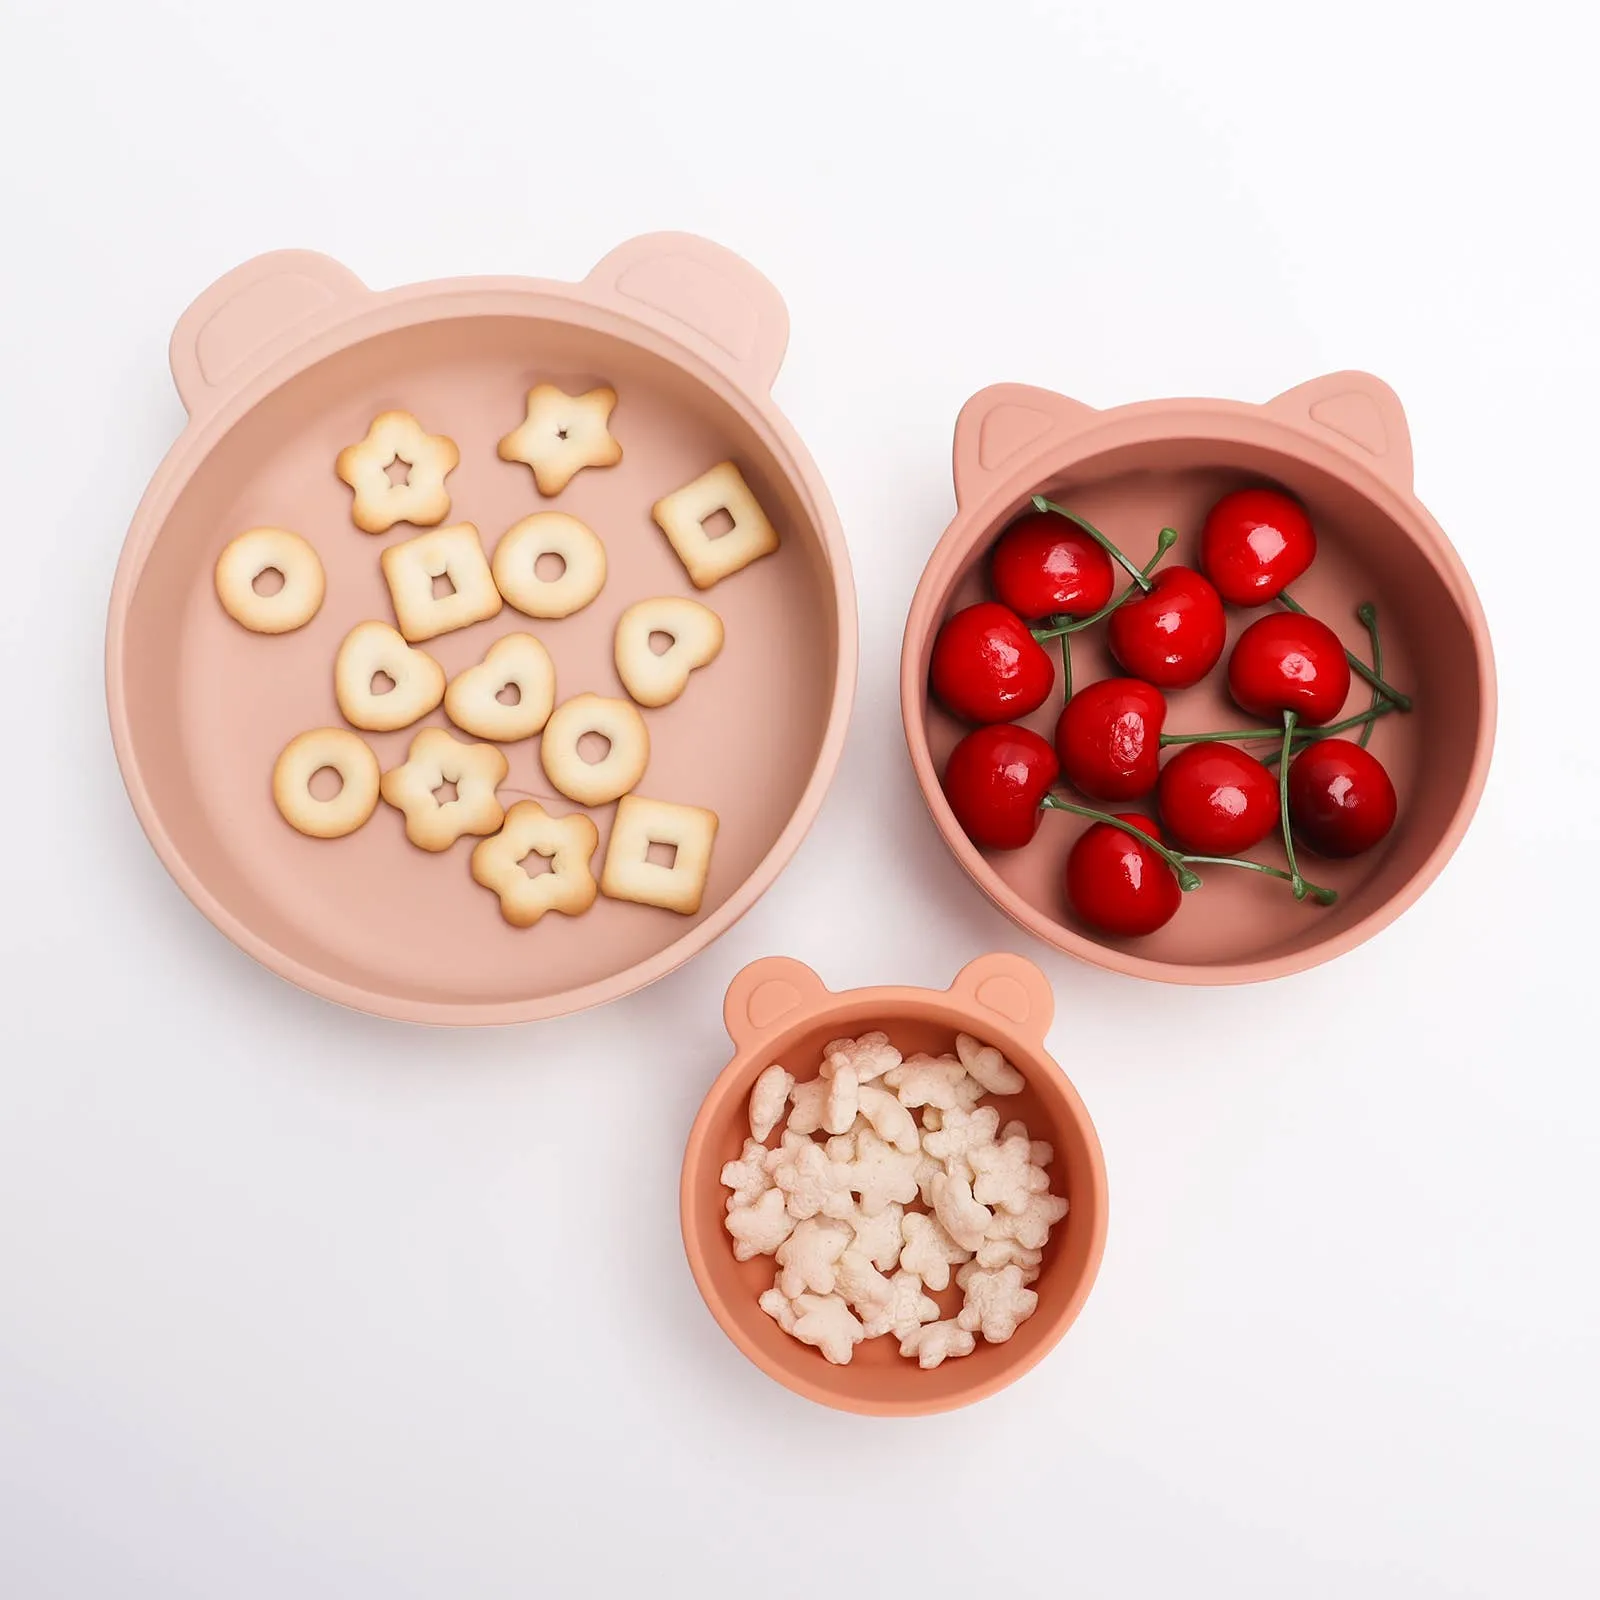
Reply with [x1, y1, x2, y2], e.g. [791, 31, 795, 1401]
[497, 384, 622, 496]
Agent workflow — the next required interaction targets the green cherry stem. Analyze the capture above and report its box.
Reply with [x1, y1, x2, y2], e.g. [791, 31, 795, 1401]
[1041, 794, 1202, 890]
[1277, 710, 1307, 900]
[1160, 697, 1401, 749]
[1031, 528, 1179, 642]
[1031, 496, 1154, 592]
[1178, 855, 1339, 905]
[1059, 630, 1073, 702]
[1278, 590, 1412, 711]
[1039, 793, 1337, 903]
[1357, 602, 1383, 749]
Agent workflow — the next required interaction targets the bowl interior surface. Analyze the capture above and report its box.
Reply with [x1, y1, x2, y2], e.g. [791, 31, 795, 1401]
[910, 437, 1485, 973]
[686, 999, 1103, 1414]
[118, 314, 841, 1014]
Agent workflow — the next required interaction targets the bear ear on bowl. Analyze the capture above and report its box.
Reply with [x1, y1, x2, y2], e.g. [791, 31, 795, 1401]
[1267, 370, 1415, 496]
[947, 951, 1055, 1042]
[585, 231, 790, 396]
[721, 956, 830, 1051]
[951, 383, 1099, 509]
[169, 250, 368, 422]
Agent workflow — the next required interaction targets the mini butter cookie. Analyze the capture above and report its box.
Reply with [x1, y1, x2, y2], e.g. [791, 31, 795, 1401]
[444, 633, 556, 743]
[599, 793, 719, 916]
[335, 411, 459, 533]
[613, 596, 725, 708]
[651, 461, 779, 589]
[491, 513, 607, 619]
[334, 621, 445, 732]
[215, 527, 325, 634]
[380, 523, 502, 643]
[539, 693, 650, 807]
[380, 727, 508, 852]
[497, 384, 622, 497]
[272, 728, 380, 839]
[470, 800, 600, 928]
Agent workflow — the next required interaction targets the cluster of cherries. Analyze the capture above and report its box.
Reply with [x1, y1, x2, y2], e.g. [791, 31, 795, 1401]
[932, 487, 1410, 937]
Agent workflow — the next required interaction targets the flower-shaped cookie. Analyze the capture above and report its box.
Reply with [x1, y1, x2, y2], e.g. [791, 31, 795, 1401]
[823, 1063, 859, 1135]
[380, 728, 507, 852]
[956, 1263, 1039, 1344]
[336, 410, 459, 533]
[469, 800, 599, 928]
[497, 384, 622, 496]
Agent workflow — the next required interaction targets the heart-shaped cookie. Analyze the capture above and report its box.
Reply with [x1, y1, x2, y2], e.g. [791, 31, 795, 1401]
[334, 620, 446, 732]
[444, 633, 556, 743]
[613, 596, 725, 708]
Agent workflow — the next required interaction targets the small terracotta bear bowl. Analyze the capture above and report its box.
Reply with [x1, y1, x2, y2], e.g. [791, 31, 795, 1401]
[680, 952, 1108, 1416]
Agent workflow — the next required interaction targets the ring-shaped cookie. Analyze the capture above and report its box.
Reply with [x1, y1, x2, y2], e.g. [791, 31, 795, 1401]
[491, 513, 607, 619]
[215, 527, 325, 634]
[272, 728, 380, 838]
[539, 693, 650, 807]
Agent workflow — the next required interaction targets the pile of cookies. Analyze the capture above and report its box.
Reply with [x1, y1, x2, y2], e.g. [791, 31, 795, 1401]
[721, 1029, 1067, 1368]
[213, 385, 780, 926]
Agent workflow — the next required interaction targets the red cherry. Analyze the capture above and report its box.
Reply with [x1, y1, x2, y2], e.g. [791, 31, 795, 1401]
[1156, 743, 1279, 856]
[1287, 738, 1398, 857]
[1054, 678, 1167, 800]
[1228, 613, 1352, 726]
[930, 602, 1055, 724]
[1066, 813, 1183, 937]
[1200, 487, 1317, 606]
[1106, 566, 1227, 689]
[942, 724, 1059, 850]
[989, 512, 1116, 621]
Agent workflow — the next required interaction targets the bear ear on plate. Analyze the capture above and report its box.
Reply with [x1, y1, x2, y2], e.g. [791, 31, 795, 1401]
[1267, 371, 1414, 495]
[951, 384, 1099, 509]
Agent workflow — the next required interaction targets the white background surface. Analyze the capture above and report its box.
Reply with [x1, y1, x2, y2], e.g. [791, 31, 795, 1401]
[2, 1, 1596, 1594]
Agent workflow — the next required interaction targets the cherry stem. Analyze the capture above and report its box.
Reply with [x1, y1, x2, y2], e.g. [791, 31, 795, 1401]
[1159, 698, 1400, 749]
[1278, 590, 1412, 711]
[1039, 793, 1336, 904]
[1041, 794, 1202, 890]
[1277, 710, 1307, 900]
[1031, 496, 1154, 592]
[1059, 631, 1072, 702]
[1179, 855, 1339, 905]
[1031, 528, 1178, 641]
[1357, 602, 1382, 749]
